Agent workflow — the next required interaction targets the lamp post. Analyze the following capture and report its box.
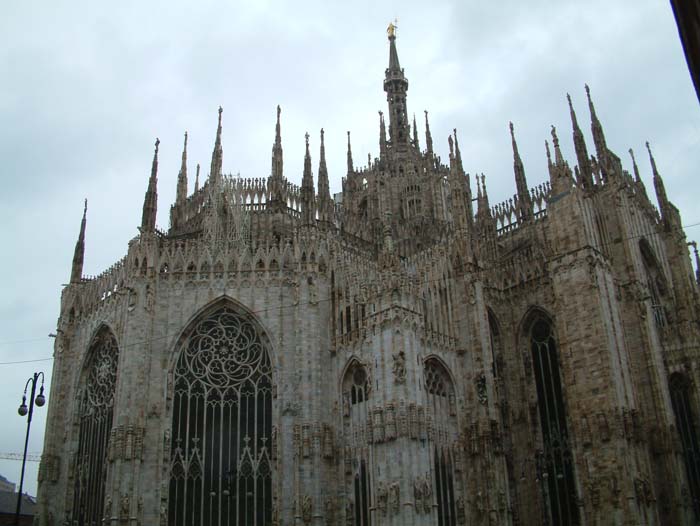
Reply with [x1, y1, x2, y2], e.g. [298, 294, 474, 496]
[15, 372, 45, 526]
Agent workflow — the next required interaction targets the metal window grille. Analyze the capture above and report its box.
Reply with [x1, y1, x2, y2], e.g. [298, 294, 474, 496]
[71, 329, 120, 525]
[168, 307, 273, 526]
[425, 359, 457, 525]
[669, 373, 700, 516]
[530, 319, 579, 525]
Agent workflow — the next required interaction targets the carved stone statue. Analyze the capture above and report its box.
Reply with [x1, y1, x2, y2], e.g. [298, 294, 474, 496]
[392, 349, 406, 384]
[413, 476, 423, 513]
[301, 494, 313, 524]
[120, 494, 130, 520]
[421, 475, 432, 514]
[325, 496, 335, 526]
[389, 481, 400, 514]
[377, 481, 388, 515]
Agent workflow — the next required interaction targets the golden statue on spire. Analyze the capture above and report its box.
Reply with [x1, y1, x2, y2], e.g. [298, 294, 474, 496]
[387, 19, 397, 38]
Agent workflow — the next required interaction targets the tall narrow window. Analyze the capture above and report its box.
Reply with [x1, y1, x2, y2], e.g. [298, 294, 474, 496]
[669, 373, 700, 516]
[72, 327, 120, 525]
[424, 358, 457, 526]
[168, 305, 273, 526]
[529, 317, 579, 525]
[342, 361, 371, 525]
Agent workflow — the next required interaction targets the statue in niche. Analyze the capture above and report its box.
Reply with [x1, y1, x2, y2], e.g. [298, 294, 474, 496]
[120, 494, 130, 520]
[324, 496, 335, 526]
[389, 481, 400, 514]
[420, 475, 432, 514]
[392, 349, 406, 383]
[413, 476, 423, 513]
[377, 481, 388, 515]
[345, 498, 354, 526]
[301, 494, 313, 524]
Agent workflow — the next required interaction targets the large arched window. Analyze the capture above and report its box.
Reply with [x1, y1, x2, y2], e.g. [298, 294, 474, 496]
[72, 327, 120, 525]
[341, 360, 371, 526]
[527, 314, 579, 525]
[669, 373, 700, 516]
[424, 358, 457, 526]
[168, 305, 273, 526]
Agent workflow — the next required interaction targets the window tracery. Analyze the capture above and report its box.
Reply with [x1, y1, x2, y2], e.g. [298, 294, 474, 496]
[669, 373, 700, 516]
[71, 328, 120, 525]
[528, 316, 579, 525]
[168, 306, 273, 526]
[424, 358, 457, 526]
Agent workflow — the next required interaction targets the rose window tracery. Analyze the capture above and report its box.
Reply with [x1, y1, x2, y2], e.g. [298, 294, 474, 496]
[168, 306, 273, 526]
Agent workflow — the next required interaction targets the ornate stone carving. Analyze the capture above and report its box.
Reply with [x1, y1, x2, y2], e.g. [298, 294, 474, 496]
[389, 481, 400, 514]
[377, 481, 388, 515]
[476, 373, 487, 405]
[301, 494, 313, 524]
[324, 496, 335, 526]
[322, 423, 334, 459]
[385, 403, 397, 440]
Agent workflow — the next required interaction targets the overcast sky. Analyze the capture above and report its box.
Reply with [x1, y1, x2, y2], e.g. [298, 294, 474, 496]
[1, 1, 698, 498]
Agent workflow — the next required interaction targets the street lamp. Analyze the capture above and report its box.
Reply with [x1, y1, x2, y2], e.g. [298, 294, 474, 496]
[15, 372, 45, 526]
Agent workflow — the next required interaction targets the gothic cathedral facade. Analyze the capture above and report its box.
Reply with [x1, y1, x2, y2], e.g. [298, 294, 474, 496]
[38, 29, 700, 526]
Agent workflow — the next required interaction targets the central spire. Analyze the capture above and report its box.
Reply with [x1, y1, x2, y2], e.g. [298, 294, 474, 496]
[383, 23, 410, 148]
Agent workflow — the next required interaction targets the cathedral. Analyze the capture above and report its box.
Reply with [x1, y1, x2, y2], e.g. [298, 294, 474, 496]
[37, 25, 700, 526]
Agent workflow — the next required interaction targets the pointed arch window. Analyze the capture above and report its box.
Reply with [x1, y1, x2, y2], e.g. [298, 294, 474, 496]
[669, 373, 700, 516]
[424, 358, 457, 526]
[71, 328, 120, 525]
[168, 305, 273, 526]
[341, 361, 371, 525]
[528, 316, 579, 525]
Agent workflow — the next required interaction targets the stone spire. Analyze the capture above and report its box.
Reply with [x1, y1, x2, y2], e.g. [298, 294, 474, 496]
[549, 126, 573, 195]
[209, 106, 223, 186]
[384, 25, 410, 147]
[449, 130, 473, 236]
[272, 105, 283, 180]
[70, 199, 88, 284]
[567, 93, 593, 189]
[412, 114, 419, 150]
[629, 148, 647, 196]
[347, 131, 354, 174]
[379, 111, 387, 158]
[317, 128, 332, 223]
[585, 85, 609, 175]
[424, 110, 433, 155]
[140, 138, 159, 232]
[646, 141, 670, 220]
[509, 122, 533, 220]
[301, 132, 315, 225]
[176, 132, 188, 206]
[194, 164, 200, 193]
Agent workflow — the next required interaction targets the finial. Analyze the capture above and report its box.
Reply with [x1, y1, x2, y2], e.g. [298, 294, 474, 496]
[448, 135, 454, 156]
[320, 128, 324, 141]
[645, 141, 659, 176]
[218, 105, 223, 118]
[305, 131, 310, 147]
[585, 84, 591, 99]
[545, 140, 552, 164]
[509, 121, 514, 137]
[387, 19, 397, 38]
[550, 125, 559, 148]
[155, 138, 160, 152]
[83, 198, 88, 216]
[347, 130, 351, 145]
[277, 104, 281, 120]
